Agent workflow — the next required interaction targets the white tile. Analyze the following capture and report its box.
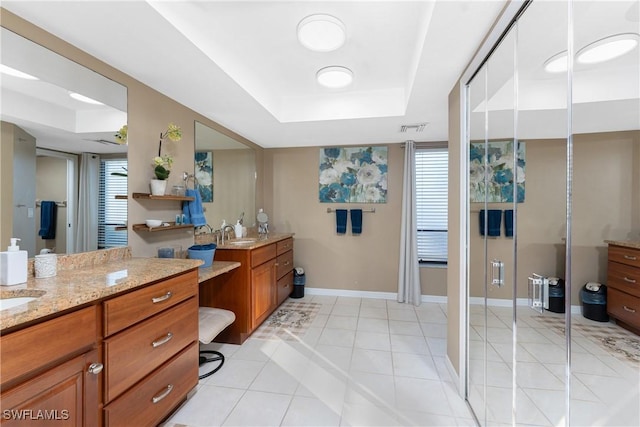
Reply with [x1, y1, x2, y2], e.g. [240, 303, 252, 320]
[345, 371, 395, 407]
[281, 396, 342, 426]
[311, 344, 354, 372]
[361, 298, 387, 308]
[400, 410, 458, 427]
[420, 322, 447, 338]
[355, 331, 391, 351]
[387, 300, 416, 311]
[318, 328, 356, 347]
[309, 313, 329, 328]
[392, 352, 439, 380]
[340, 402, 403, 426]
[295, 359, 348, 408]
[326, 314, 359, 330]
[336, 296, 361, 306]
[388, 308, 417, 322]
[442, 381, 472, 418]
[426, 336, 447, 356]
[515, 362, 565, 390]
[312, 295, 338, 305]
[415, 307, 448, 324]
[203, 358, 265, 389]
[222, 390, 291, 426]
[332, 304, 361, 316]
[350, 348, 393, 375]
[394, 376, 453, 416]
[357, 317, 389, 333]
[360, 307, 388, 319]
[164, 385, 244, 426]
[388, 320, 422, 336]
[231, 338, 281, 362]
[433, 356, 455, 382]
[249, 360, 300, 394]
[390, 334, 430, 355]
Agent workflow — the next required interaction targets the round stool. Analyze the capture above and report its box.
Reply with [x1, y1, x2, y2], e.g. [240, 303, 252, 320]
[198, 307, 235, 379]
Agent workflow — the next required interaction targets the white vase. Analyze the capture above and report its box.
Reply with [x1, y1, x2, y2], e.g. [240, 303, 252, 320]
[150, 179, 167, 196]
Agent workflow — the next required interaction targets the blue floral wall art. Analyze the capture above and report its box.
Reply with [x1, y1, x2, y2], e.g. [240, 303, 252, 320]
[469, 140, 525, 203]
[319, 146, 388, 203]
[195, 151, 213, 202]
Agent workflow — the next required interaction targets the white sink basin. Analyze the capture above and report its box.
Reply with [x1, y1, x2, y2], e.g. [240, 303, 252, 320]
[228, 238, 258, 245]
[0, 297, 38, 311]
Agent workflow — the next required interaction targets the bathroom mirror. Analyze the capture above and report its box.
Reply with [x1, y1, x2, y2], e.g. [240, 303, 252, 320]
[194, 121, 256, 230]
[0, 27, 127, 256]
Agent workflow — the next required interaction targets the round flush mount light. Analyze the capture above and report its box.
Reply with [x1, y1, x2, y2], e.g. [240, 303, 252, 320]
[316, 66, 353, 88]
[0, 64, 38, 80]
[577, 33, 639, 64]
[297, 14, 346, 52]
[69, 92, 104, 105]
[544, 51, 568, 73]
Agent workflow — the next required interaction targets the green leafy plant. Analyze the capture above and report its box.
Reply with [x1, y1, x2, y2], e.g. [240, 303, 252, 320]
[114, 125, 128, 144]
[152, 155, 173, 180]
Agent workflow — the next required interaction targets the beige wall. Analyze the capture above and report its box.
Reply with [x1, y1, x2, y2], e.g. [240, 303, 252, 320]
[0, 8, 264, 258]
[1, 122, 17, 249]
[35, 156, 67, 254]
[263, 145, 447, 296]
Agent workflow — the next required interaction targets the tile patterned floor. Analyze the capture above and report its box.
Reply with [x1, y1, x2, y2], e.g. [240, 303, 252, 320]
[162, 295, 475, 427]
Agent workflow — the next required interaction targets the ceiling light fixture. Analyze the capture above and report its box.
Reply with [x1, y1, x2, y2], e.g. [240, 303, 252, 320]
[577, 33, 639, 64]
[297, 14, 346, 52]
[400, 123, 428, 133]
[0, 64, 38, 80]
[544, 51, 568, 73]
[316, 66, 353, 88]
[69, 92, 104, 105]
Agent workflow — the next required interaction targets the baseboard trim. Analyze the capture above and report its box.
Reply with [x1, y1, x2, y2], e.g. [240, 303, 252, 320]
[303, 287, 448, 304]
[469, 296, 581, 314]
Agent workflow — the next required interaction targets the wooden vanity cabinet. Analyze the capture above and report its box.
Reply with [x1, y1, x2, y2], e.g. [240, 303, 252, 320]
[607, 244, 640, 334]
[204, 237, 294, 344]
[0, 307, 101, 426]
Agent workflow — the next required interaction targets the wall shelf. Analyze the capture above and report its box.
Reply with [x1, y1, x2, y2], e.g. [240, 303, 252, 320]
[116, 193, 194, 201]
[131, 222, 193, 232]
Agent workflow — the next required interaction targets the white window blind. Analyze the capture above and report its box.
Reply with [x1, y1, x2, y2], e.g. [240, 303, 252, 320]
[99, 159, 128, 249]
[415, 148, 448, 263]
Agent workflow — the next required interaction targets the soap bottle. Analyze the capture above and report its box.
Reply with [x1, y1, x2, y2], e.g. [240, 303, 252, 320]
[0, 238, 28, 286]
[234, 220, 243, 239]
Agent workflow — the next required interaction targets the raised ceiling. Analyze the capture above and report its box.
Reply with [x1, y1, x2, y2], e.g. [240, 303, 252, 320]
[2, 1, 507, 148]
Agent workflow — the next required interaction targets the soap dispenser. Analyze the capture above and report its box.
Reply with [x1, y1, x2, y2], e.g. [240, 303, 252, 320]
[234, 220, 243, 239]
[0, 238, 28, 286]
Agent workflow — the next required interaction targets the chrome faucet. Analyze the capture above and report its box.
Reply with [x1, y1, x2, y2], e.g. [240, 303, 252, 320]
[221, 225, 235, 244]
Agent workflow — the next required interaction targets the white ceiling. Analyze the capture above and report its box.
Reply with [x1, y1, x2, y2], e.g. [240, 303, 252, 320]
[1, 0, 508, 149]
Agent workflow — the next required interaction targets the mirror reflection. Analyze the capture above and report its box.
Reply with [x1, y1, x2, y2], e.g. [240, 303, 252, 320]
[194, 121, 256, 231]
[0, 27, 128, 257]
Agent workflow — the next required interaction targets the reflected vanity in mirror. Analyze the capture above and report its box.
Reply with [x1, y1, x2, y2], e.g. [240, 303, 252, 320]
[0, 27, 127, 257]
[194, 121, 256, 232]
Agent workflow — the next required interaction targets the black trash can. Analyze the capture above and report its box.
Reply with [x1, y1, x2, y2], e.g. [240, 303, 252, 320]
[547, 277, 565, 313]
[581, 282, 609, 322]
[291, 267, 305, 299]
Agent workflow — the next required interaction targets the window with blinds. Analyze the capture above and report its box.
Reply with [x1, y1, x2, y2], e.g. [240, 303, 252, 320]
[99, 159, 128, 249]
[416, 147, 448, 263]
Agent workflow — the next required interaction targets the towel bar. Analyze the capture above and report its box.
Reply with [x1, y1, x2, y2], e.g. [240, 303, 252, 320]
[36, 200, 67, 208]
[326, 207, 375, 213]
[182, 172, 199, 190]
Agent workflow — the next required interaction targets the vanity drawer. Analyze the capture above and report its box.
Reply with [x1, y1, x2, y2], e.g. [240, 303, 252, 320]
[276, 238, 293, 256]
[251, 243, 277, 268]
[277, 270, 294, 305]
[0, 306, 97, 387]
[103, 297, 197, 403]
[104, 342, 198, 427]
[607, 288, 640, 328]
[276, 250, 294, 279]
[608, 261, 640, 297]
[104, 270, 198, 337]
[609, 245, 640, 269]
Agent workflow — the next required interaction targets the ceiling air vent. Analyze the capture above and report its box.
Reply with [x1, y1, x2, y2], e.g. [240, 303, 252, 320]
[400, 123, 428, 133]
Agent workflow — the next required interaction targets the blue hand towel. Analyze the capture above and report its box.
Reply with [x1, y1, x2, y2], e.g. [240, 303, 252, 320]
[350, 209, 363, 235]
[335, 209, 347, 234]
[479, 209, 502, 237]
[184, 189, 206, 227]
[38, 201, 57, 240]
[504, 209, 514, 237]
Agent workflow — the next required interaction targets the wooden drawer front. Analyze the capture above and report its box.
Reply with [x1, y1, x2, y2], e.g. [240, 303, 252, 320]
[608, 261, 640, 298]
[609, 245, 640, 268]
[0, 306, 96, 388]
[104, 270, 198, 337]
[276, 238, 293, 256]
[251, 243, 277, 268]
[104, 342, 198, 427]
[277, 270, 294, 305]
[104, 297, 197, 403]
[608, 288, 640, 328]
[276, 250, 294, 279]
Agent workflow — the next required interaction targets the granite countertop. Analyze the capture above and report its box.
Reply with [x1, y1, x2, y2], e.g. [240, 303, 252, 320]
[605, 240, 640, 250]
[198, 260, 241, 283]
[195, 232, 294, 250]
[1, 257, 203, 332]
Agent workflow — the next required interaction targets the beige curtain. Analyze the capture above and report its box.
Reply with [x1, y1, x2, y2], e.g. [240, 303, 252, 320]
[75, 153, 100, 252]
[397, 141, 421, 305]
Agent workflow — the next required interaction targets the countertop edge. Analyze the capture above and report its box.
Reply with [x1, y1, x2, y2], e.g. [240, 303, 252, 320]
[605, 240, 640, 250]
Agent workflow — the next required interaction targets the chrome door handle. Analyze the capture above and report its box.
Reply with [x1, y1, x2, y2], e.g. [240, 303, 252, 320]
[151, 384, 174, 404]
[624, 255, 637, 261]
[623, 306, 636, 313]
[87, 362, 103, 375]
[491, 260, 504, 287]
[623, 277, 637, 284]
[152, 291, 173, 304]
[152, 332, 173, 348]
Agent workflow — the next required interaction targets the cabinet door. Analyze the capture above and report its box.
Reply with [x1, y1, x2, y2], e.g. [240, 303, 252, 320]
[0, 349, 100, 427]
[251, 259, 276, 329]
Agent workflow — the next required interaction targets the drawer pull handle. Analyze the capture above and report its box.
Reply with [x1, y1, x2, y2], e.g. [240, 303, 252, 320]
[624, 255, 638, 261]
[623, 277, 637, 284]
[87, 362, 103, 375]
[151, 384, 174, 404]
[623, 306, 636, 313]
[152, 291, 173, 304]
[283, 261, 290, 266]
[152, 332, 173, 348]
